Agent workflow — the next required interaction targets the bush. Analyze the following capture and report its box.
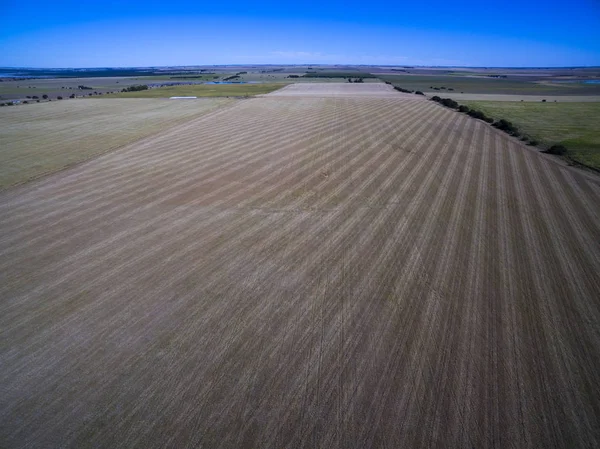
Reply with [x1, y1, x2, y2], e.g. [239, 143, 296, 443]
[546, 145, 567, 155]
[467, 109, 486, 120]
[458, 105, 470, 113]
[394, 86, 413, 93]
[23, 101, 28, 104]
[122, 84, 149, 92]
[528, 140, 539, 146]
[493, 119, 521, 134]
[57, 96, 63, 100]
[440, 98, 459, 109]
[431, 95, 442, 102]
[415, 91, 424, 95]
[42, 94, 48, 99]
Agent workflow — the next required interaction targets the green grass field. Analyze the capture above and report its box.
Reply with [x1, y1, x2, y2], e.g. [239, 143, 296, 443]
[461, 101, 600, 170]
[379, 74, 600, 96]
[103, 83, 286, 98]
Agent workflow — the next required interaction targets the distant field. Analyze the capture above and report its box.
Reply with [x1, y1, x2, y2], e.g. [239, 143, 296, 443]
[0, 77, 155, 100]
[379, 74, 600, 96]
[0, 98, 231, 188]
[461, 101, 600, 170]
[435, 93, 600, 102]
[103, 83, 287, 98]
[264, 82, 407, 98]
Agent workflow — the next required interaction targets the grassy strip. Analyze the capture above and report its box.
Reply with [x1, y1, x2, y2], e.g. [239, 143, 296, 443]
[101, 83, 287, 98]
[430, 97, 600, 171]
[462, 101, 600, 170]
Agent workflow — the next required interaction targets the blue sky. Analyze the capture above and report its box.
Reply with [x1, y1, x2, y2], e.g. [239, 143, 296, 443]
[1, 0, 599, 67]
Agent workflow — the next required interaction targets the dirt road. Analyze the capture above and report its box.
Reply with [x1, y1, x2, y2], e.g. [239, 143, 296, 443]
[1, 85, 599, 448]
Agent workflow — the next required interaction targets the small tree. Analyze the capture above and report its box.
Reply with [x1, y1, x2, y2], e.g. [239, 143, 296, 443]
[57, 96, 63, 100]
[42, 94, 48, 100]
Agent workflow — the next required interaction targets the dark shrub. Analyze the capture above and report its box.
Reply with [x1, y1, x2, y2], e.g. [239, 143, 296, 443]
[458, 105, 470, 113]
[122, 84, 149, 92]
[57, 96, 63, 100]
[542, 99, 546, 102]
[415, 91, 424, 95]
[493, 119, 520, 134]
[42, 94, 48, 99]
[440, 98, 459, 109]
[546, 145, 567, 155]
[484, 116, 494, 123]
[431, 95, 442, 102]
[528, 140, 539, 146]
[468, 109, 486, 120]
[23, 101, 28, 104]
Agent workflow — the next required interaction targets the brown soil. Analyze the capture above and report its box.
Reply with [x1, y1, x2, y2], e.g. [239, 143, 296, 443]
[1, 86, 599, 448]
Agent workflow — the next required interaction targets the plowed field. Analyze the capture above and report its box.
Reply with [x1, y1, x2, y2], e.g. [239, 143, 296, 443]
[1, 84, 599, 448]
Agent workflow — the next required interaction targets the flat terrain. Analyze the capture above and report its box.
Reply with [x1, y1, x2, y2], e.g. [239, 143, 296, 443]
[0, 76, 159, 100]
[437, 93, 600, 102]
[1, 84, 600, 448]
[263, 82, 400, 97]
[462, 101, 600, 170]
[379, 73, 600, 96]
[103, 83, 286, 98]
[0, 98, 232, 189]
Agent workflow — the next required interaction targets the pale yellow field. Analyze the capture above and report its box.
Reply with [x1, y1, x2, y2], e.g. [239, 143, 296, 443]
[0, 98, 232, 189]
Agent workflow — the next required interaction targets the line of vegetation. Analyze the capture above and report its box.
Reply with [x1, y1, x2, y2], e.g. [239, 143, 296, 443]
[392, 86, 425, 95]
[223, 75, 241, 81]
[169, 75, 214, 79]
[121, 85, 149, 92]
[430, 96, 582, 164]
[302, 72, 376, 79]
